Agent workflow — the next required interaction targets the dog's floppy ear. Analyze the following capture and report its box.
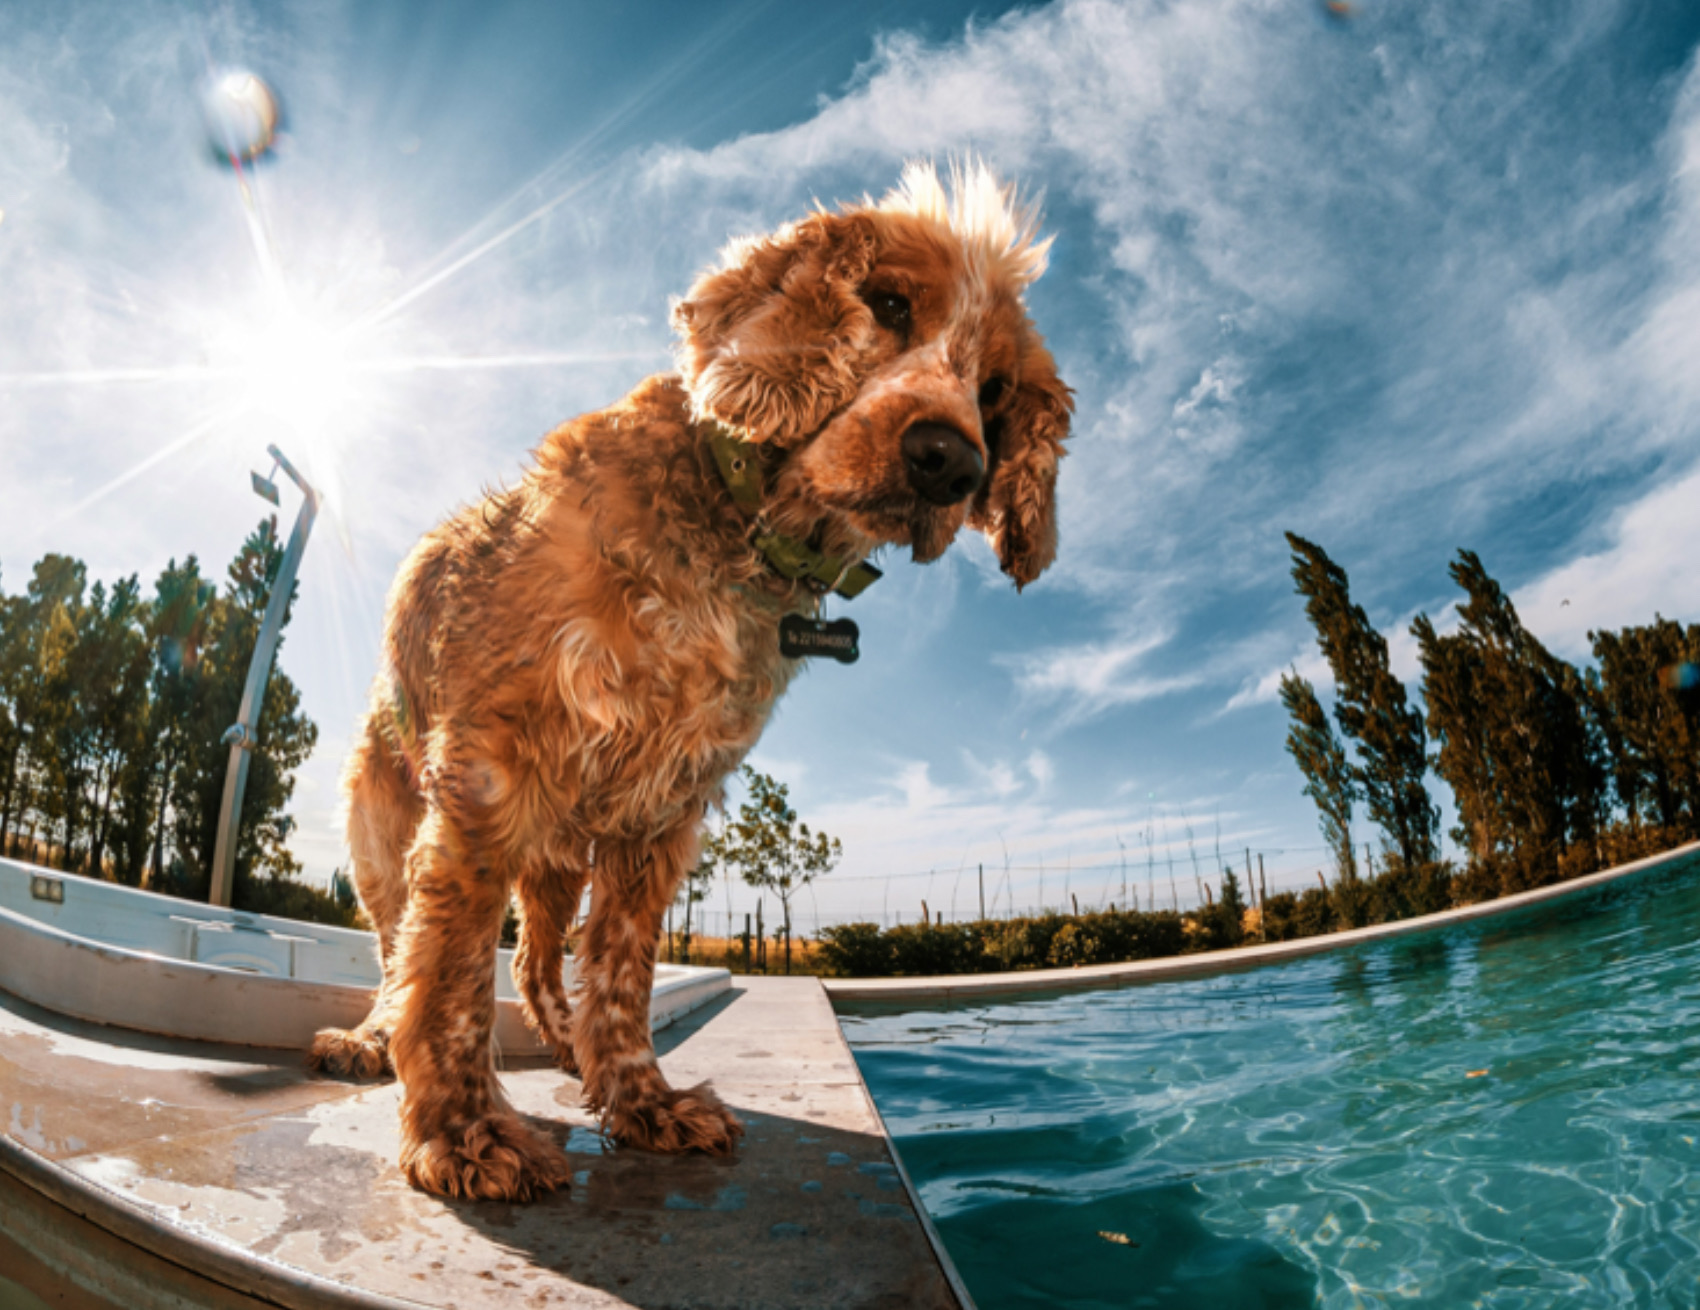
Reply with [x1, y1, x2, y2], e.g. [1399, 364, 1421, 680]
[672, 211, 878, 444]
[971, 348, 1072, 589]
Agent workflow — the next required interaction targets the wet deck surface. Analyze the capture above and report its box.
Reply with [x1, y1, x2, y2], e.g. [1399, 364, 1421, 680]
[0, 977, 961, 1309]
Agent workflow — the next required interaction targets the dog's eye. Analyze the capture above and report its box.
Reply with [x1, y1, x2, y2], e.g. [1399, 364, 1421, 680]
[866, 291, 911, 334]
[978, 376, 1007, 410]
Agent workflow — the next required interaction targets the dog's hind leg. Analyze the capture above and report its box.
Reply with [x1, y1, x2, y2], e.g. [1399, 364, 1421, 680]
[513, 860, 590, 1075]
[389, 807, 572, 1201]
[309, 716, 419, 1079]
[573, 826, 743, 1155]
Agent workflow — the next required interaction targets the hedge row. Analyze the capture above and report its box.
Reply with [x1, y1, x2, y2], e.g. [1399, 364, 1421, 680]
[815, 908, 1190, 978]
[815, 822, 1692, 979]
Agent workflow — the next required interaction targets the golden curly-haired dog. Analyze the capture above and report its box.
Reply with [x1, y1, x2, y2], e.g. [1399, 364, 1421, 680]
[308, 161, 1072, 1201]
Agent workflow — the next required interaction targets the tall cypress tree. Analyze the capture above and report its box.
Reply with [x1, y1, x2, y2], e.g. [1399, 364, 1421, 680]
[1589, 617, 1700, 834]
[1412, 612, 1498, 865]
[1279, 670, 1360, 883]
[1414, 551, 1603, 888]
[1286, 533, 1438, 869]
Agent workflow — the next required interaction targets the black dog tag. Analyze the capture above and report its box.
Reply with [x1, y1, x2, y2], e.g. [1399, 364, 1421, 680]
[780, 614, 860, 664]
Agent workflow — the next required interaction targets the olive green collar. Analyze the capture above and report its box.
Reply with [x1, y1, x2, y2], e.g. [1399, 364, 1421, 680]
[705, 423, 881, 600]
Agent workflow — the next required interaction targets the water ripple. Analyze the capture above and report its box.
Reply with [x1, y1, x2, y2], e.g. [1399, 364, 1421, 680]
[843, 856, 1700, 1309]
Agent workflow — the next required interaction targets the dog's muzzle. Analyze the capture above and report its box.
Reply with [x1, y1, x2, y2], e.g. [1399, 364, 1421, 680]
[902, 422, 984, 506]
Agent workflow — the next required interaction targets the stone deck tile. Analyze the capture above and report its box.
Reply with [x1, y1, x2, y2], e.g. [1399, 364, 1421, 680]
[1, 976, 964, 1310]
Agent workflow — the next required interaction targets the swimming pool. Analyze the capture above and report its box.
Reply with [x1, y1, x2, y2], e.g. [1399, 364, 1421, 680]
[841, 853, 1700, 1308]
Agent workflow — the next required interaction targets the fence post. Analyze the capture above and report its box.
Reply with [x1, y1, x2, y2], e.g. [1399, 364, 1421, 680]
[921, 898, 930, 926]
[756, 900, 765, 973]
[978, 864, 985, 921]
[1258, 854, 1268, 941]
[1071, 893, 1079, 917]
[742, 913, 751, 973]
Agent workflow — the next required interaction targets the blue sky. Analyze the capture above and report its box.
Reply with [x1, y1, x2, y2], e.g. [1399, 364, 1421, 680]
[4, 0, 1699, 932]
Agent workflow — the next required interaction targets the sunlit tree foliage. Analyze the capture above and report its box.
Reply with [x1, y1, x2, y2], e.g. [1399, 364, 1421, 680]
[0, 521, 329, 921]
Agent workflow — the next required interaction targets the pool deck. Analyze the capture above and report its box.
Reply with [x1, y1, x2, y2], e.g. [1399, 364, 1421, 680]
[824, 840, 1700, 1004]
[0, 976, 967, 1310]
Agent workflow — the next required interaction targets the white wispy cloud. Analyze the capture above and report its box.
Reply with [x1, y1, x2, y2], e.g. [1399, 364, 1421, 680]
[1001, 627, 1208, 724]
[637, 0, 1700, 703]
[1514, 460, 1700, 659]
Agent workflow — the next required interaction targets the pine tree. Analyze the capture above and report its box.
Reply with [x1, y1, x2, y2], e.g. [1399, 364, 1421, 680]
[1285, 533, 1438, 869]
[74, 575, 151, 879]
[143, 558, 217, 886]
[27, 558, 88, 866]
[0, 575, 30, 853]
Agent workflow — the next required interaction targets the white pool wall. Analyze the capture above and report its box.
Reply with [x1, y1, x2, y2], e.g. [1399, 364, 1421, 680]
[0, 856, 729, 1051]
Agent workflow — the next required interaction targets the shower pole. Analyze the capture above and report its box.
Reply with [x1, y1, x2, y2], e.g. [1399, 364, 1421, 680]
[208, 445, 318, 908]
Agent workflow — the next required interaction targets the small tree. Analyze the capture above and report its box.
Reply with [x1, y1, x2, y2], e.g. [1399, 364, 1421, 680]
[705, 765, 841, 974]
[675, 854, 716, 965]
[1216, 868, 1247, 947]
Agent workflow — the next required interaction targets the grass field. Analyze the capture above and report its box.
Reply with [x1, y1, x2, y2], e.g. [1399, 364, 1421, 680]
[659, 931, 828, 976]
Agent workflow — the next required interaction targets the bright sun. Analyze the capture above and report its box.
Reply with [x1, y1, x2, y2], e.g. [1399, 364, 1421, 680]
[230, 300, 358, 436]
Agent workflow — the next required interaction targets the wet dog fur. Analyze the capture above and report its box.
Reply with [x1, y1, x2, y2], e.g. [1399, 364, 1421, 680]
[307, 162, 1072, 1201]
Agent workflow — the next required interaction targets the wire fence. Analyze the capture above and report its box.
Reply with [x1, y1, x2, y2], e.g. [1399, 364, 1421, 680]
[661, 841, 1370, 942]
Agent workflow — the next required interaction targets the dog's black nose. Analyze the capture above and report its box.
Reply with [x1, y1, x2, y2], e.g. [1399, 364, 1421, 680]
[902, 422, 984, 505]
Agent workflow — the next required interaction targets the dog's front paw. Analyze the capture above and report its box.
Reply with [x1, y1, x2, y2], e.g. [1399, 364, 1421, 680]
[400, 1113, 572, 1202]
[308, 1025, 392, 1080]
[608, 1082, 744, 1156]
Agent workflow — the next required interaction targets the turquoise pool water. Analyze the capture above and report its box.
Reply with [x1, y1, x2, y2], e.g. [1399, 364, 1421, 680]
[840, 855, 1700, 1308]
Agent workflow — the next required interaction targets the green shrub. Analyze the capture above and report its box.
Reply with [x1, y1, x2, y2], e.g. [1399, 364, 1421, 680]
[816, 922, 892, 977]
[1370, 859, 1454, 920]
[818, 908, 1190, 977]
[1331, 876, 1374, 930]
[986, 913, 1067, 970]
[885, 922, 982, 976]
[1046, 921, 1093, 967]
[1260, 891, 1300, 941]
[1263, 887, 1336, 941]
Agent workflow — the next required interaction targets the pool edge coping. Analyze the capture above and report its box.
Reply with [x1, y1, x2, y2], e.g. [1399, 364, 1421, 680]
[0, 1127, 426, 1310]
[0, 974, 971, 1310]
[822, 976, 978, 1310]
[821, 839, 1700, 1004]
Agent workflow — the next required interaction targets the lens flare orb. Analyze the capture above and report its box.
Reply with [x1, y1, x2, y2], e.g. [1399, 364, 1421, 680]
[202, 69, 279, 164]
